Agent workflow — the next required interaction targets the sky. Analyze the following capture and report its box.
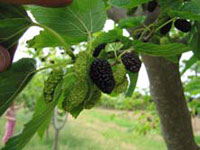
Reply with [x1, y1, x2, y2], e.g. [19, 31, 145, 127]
[14, 19, 193, 90]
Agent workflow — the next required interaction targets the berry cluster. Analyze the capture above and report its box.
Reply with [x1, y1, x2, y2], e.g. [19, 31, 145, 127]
[121, 52, 141, 73]
[90, 59, 115, 94]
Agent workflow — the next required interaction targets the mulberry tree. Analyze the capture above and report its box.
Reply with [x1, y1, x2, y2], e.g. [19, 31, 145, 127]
[0, 0, 200, 150]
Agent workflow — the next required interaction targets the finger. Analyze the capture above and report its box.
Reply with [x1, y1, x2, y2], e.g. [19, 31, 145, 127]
[0, 46, 11, 73]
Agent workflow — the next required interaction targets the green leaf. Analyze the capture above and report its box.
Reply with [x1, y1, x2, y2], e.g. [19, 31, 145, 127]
[188, 23, 200, 59]
[35, 96, 53, 138]
[93, 28, 123, 46]
[185, 77, 200, 95]
[105, 42, 123, 53]
[108, 0, 131, 7]
[108, 0, 151, 8]
[27, 30, 63, 49]
[166, 56, 180, 64]
[0, 58, 36, 116]
[93, 28, 132, 49]
[181, 55, 198, 75]
[29, 0, 106, 47]
[118, 16, 146, 29]
[133, 40, 191, 56]
[0, 4, 31, 49]
[168, 0, 200, 21]
[1, 79, 64, 150]
[126, 72, 138, 97]
[159, 0, 181, 10]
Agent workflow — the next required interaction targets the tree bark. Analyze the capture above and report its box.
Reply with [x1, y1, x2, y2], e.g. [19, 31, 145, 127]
[107, 7, 199, 150]
[142, 55, 199, 150]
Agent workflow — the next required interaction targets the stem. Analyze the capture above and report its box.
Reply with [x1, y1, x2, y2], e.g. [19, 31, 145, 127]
[36, 60, 72, 73]
[88, 33, 93, 53]
[131, 28, 145, 37]
[33, 23, 75, 59]
[118, 48, 134, 59]
[139, 24, 154, 41]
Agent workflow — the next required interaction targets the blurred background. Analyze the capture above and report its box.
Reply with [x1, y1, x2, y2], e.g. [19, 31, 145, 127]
[1, 19, 200, 150]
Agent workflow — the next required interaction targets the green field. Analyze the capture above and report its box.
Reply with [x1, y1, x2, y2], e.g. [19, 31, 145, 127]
[0, 108, 199, 150]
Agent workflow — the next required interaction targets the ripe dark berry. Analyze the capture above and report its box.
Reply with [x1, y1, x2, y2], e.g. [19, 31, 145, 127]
[121, 52, 141, 73]
[93, 43, 106, 57]
[90, 59, 115, 94]
[147, 0, 158, 12]
[174, 19, 191, 33]
[160, 18, 172, 35]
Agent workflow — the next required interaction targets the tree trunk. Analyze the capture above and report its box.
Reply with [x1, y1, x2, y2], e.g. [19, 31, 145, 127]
[107, 7, 199, 150]
[142, 55, 198, 150]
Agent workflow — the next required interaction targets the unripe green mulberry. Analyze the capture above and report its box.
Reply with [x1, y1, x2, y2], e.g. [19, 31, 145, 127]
[113, 64, 127, 85]
[62, 78, 88, 112]
[43, 68, 64, 103]
[112, 78, 128, 94]
[112, 64, 128, 94]
[84, 85, 102, 109]
[74, 51, 91, 79]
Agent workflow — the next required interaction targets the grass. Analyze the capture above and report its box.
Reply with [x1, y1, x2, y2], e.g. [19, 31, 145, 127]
[0, 108, 198, 150]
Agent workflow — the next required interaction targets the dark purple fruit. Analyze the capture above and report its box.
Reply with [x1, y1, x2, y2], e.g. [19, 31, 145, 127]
[160, 18, 172, 35]
[90, 59, 115, 94]
[174, 19, 191, 33]
[93, 43, 106, 58]
[121, 52, 141, 73]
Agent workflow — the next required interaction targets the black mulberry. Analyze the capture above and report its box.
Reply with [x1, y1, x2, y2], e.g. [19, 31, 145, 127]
[121, 52, 141, 73]
[90, 59, 115, 94]
[174, 19, 191, 33]
[93, 43, 107, 57]
[147, 0, 158, 12]
[160, 18, 172, 35]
